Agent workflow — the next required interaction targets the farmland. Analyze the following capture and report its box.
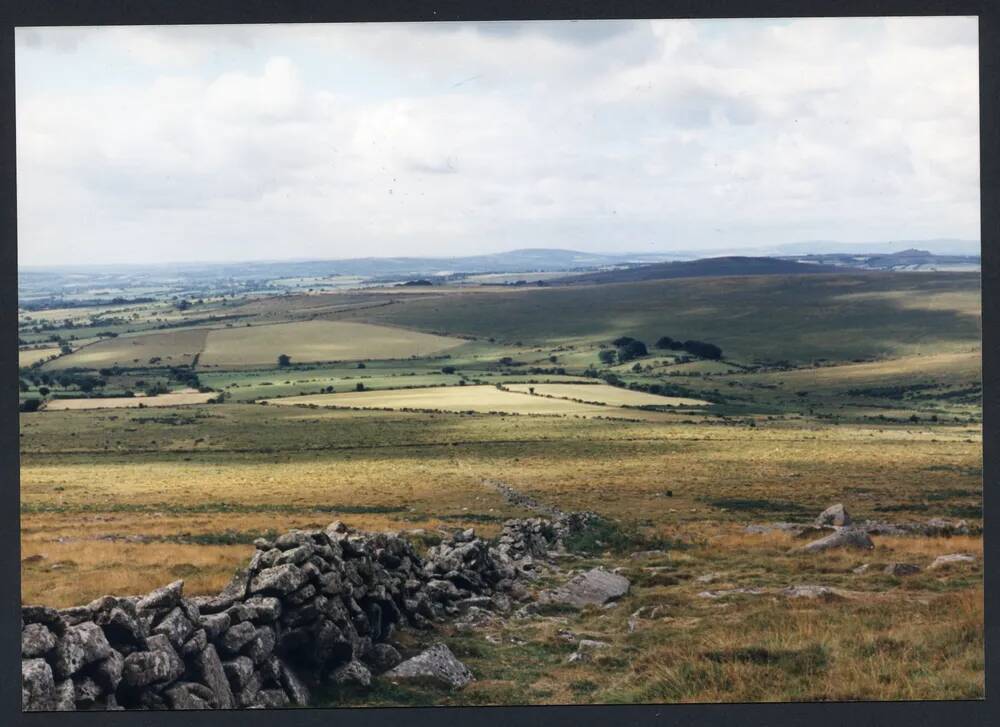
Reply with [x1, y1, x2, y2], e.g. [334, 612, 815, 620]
[17, 263, 983, 705]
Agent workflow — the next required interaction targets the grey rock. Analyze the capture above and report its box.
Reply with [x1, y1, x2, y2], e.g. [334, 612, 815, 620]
[22, 658, 55, 711]
[276, 544, 314, 566]
[249, 564, 308, 596]
[73, 676, 104, 708]
[234, 671, 262, 708]
[52, 679, 76, 711]
[884, 562, 921, 577]
[90, 648, 125, 692]
[223, 656, 256, 691]
[385, 643, 473, 689]
[242, 626, 276, 664]
[797, 528, 874, 553]
[783, 585, 842, 600]
[121, 637, 184, 687]
[164, 681, 216, 710]
[332, 659, 372, 688]
[199, 612, 231, 640]
[94, 604, 146, 647]
[541, 568, 630, 608]
[152, 606, 195, 648]
[180, 628, 208, 658]
[137, 580, 184, 611]
[243, 596, 282, 623]
[365, 643, 402, 673]
[815, 503, 852, 527]
[257, 688, 291, 708]
[277, 659, 311, 705]
[929, 552, 977, 570]
[52, 622, 113, 679]
[22, 622, 57, 658]
[219, 621, 258, 655]
[191, 645, 234, 709]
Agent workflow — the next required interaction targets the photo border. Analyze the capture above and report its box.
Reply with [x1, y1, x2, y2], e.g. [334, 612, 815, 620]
[1, 2, 996, 726]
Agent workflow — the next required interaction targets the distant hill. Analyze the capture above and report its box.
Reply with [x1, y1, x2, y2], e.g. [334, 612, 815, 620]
[782, 249, 980, 272]
[554, 256, 848, 285]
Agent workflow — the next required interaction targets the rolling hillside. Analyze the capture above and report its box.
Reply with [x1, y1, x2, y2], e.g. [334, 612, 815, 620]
[556, 256, 848, 285]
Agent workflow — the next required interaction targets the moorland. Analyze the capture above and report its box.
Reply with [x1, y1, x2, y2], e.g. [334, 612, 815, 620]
[18, 251, 983, 704]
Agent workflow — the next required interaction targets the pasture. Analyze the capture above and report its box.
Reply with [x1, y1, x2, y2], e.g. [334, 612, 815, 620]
[44, 328, 208, 370]
[197, 320, 466, 367]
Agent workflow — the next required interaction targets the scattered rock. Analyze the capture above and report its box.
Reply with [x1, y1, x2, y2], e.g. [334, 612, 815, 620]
[929, 553, 977, 570]
[815, 503, 852, 527]
[385, 643, 473, 689]
[332, 659, 372, 688]
[540, 568, 630, 608]
[365, 643, 402, 673]
[797, 528, 874, 553]
[566, 639, 611, 663]
[782, 585, 842, 600]
[883, 563, 921, 577]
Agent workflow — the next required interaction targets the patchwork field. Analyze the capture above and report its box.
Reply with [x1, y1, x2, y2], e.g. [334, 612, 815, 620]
[197, 320, 466, 368]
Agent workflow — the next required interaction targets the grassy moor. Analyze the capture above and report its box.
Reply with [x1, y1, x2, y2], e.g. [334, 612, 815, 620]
[19, 264, 983, 705]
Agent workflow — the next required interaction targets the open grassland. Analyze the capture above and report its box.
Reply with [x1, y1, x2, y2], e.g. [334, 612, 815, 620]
[504, 382, 708, 407]
[21, 404, 981, 601]
[44, 328, 208, 370]
[197, 319, 466, 368]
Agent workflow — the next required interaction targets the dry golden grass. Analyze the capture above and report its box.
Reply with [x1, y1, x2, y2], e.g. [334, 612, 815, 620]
[44, 328, 208, 370]
[504, 383, 708, 407]
[265, 384, 686, 420]
[43, 389, 215, 411]
[18, 346, 60, 367]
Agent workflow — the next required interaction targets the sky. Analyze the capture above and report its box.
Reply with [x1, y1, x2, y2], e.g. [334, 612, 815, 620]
[15, 17, 980, 266]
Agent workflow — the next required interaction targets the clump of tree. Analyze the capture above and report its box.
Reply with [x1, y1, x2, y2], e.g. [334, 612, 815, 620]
[441, 365, 456, 374]
[278, 354, 291, 367]
[655, 335, 722, 360]
[617, 340, 648, 362]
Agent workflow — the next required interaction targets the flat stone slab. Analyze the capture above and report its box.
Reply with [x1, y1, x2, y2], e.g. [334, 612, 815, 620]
[541, 568, 630, 608]
[384, 643, 473, 689]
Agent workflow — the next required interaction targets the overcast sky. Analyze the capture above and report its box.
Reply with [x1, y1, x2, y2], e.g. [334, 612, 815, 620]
[16, 17, 979, 265]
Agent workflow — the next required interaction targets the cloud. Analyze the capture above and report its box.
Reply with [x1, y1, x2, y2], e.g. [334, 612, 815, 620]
[15, 17, 980, 265]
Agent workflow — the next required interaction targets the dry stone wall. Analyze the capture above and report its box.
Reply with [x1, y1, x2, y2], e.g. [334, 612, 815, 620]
[22, 516, 577, 711]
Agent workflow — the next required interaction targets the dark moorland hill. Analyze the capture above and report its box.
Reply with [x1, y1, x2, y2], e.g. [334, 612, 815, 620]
[556, 256, 848, 285]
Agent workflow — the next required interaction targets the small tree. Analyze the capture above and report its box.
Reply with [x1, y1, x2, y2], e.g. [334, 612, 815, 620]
[278, 354, 291, 367]
[356, 382, 365, 391]
[598, 350, 616, 365]
[38, 386, 50, 396]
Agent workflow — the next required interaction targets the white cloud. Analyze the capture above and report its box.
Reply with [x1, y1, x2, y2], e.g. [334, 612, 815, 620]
[15, 17, 980, 265]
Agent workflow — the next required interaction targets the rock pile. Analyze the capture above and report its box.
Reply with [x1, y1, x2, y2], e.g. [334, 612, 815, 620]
[21, 514, 591, 712]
